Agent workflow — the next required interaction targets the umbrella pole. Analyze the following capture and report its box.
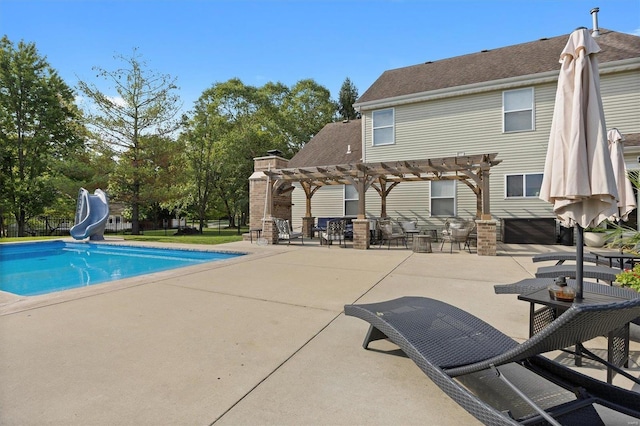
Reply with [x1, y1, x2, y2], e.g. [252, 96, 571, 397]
[575, 224, 584, 300]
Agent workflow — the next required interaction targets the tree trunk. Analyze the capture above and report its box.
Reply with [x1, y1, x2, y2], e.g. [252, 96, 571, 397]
[17, 210, 26, 237]
[131, 202, 140, 235]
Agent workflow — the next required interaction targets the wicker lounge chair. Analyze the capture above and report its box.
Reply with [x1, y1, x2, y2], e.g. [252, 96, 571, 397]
[532, 251, 618, 267]
[344, 296, 640, 425]
[535, 264, 617, 284]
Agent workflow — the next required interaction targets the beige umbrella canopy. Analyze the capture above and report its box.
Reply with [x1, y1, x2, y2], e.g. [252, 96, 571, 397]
[539, 28, 618, 229]
[608, 128, 636, 222]
[539, 28, 619, 299]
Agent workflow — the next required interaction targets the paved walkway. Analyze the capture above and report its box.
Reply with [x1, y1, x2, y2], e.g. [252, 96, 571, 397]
[1, 239, 638, 425]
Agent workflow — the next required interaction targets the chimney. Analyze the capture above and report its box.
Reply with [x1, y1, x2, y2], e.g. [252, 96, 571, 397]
[590, 7, 600, 37]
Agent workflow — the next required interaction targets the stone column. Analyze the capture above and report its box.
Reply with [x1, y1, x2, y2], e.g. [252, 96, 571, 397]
[262, 218, 279, 245]
[249, 154, 290, 234]
[476, 220, 497, 256]
[302, 216, 314, 238]
[352, 219, 370, 250]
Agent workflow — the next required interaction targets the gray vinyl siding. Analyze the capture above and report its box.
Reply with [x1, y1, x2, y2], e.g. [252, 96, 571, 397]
[290, 70, 640, 234]
[600, 71, 640, 133]
[291, 184, 345, 229]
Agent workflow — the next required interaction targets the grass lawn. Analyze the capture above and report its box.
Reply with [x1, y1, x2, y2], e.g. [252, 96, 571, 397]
[122, 227, 247, 245]
[0, 227, 248, 245]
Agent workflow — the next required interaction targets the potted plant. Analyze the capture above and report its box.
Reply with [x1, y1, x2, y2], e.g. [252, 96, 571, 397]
[583, 226, 609, 247]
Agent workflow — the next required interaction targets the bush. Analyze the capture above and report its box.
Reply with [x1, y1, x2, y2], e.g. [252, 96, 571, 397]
[615, 264, 640, 292]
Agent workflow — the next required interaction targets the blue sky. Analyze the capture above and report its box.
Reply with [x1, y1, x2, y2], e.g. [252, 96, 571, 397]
[2, 0, 639, 115]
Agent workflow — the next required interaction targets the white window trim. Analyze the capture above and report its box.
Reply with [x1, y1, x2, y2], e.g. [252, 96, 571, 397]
[504, 172, 543, 198]
[372, 108, 395, 146]
[429, 180, 456, 217]
[344, 185, 359, 216]
[502, 88, 535, 133]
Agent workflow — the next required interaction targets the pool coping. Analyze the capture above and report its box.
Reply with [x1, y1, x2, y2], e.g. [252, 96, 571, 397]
[0, 238, 279, 315]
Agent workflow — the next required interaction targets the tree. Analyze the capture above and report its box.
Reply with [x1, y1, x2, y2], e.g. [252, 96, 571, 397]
[183, 78, 336, 229]
[279, 79, 337, 154]
[0, 36, 84, 236]
[77, 49, 181, 234]
[337, 77, 359, 121]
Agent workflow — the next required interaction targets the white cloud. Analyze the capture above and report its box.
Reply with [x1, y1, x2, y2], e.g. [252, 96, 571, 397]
[107, 96, 127, 107]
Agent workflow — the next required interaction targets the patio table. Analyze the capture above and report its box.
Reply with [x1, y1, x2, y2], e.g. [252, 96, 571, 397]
[518, 287, 631, 384]
[590, 249, 640, 270]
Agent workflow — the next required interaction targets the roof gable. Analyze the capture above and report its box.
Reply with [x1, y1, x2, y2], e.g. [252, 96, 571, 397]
[357, 29, 640, 105]
[288, 120, 362, 168]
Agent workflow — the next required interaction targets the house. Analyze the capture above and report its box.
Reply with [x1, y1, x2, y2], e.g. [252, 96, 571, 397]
[249, 21, 640, 251]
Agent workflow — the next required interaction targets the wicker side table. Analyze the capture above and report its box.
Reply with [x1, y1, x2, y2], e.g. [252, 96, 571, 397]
[412, 234, 432, 253]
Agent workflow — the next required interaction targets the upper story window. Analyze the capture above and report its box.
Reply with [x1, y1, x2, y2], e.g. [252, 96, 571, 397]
[430, 180, 456, 217]
[503, 88, 534, 132]
[505, 173, 543, 198]
[372, 108, 394, 146]
[344, 184, 359, 216]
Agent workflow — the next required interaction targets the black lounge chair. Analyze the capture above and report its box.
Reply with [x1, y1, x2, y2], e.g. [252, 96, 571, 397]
[344, 296, 640, 425]
[532, 251, 621, 268]
[535, 264, 618, 284]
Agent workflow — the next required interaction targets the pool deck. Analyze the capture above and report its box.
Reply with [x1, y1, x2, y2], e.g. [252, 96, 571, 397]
[1, 238, 639, 425]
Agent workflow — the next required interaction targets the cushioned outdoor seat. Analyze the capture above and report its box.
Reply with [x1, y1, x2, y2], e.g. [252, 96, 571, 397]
[345, 296, 640, 425]
[321, 219, 346, 248]
[274, 218, 303, 245]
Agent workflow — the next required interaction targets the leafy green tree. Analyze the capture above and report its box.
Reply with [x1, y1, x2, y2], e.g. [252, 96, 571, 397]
[77, 49, 182, 234]
[184, 78, 336, 228]
[0, 36, 84, 236]
[184, 79, 270, 229]
[337, 77, 359, 121]
[279, 79, 337, 154]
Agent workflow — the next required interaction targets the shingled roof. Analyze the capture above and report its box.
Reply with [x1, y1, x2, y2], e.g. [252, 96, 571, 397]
[357, 28, 640, 105]
[288, 120, 362, 168]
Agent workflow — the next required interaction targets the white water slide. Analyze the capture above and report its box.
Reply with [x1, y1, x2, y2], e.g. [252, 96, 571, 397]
[70, 188, 110, 240]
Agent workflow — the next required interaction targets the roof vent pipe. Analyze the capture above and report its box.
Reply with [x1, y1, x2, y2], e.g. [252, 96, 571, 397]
[346, 144, 352, 154]
[590, 7, 600, 37]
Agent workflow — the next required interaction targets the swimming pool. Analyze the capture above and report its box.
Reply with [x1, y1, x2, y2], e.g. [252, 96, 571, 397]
[1, 241, 243, 296]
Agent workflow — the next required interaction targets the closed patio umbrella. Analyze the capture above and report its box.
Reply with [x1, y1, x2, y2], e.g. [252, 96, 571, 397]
[608, 128, 636, 222]
[539, 28, 618, 299]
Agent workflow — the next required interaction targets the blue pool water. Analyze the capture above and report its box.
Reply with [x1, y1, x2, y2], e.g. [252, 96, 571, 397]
[0, 241, 243, 296]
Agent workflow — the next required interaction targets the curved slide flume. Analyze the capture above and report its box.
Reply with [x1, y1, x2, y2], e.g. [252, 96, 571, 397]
[70, 188, 110, 241]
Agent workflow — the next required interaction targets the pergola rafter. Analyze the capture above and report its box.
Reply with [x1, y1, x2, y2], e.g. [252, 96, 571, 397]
[264, 153, 501, 220]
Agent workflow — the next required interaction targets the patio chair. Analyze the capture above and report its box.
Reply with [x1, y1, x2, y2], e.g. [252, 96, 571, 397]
[274, 218, 304, 245]
[321, 219, 346, 248]
[398, 219, 420, 244]
[378, 219, 407, 249]
[345, 296, 640, 425]
[440, 219, 475, 253]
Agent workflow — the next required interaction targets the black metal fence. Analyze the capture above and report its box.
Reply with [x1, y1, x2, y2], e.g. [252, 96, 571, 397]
[2, 216, 74, 238]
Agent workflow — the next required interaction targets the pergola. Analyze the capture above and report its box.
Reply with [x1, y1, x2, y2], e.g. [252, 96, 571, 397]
[265, 153, 501, 217]
[262, 153, 502, 253]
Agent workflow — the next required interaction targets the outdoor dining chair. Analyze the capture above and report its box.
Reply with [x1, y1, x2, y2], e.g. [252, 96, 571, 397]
[440, 219, 475, 253]
[321, 219, 346, 247]
[378, 219, 407, 249]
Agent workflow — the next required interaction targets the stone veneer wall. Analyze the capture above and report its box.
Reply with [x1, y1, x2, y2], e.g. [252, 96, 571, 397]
[248, 155, 291, 242]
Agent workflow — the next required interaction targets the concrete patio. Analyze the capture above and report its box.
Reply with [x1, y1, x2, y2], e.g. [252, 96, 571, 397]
[1, 239, 639, 425]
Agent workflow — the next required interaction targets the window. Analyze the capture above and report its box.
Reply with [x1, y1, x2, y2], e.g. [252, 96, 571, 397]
[344, 185, 359, 216]
[372, 108, 394, 146]
[430, 180, 455, 217]
[505, 173, 543, 198]
[503, 88, 534, 132]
